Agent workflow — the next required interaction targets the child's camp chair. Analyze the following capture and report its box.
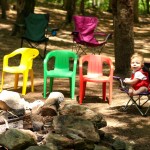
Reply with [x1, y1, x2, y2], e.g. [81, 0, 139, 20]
[21, 13, 58, 59]
[114, 63, 150, 116]
[72, 15, 112, 56]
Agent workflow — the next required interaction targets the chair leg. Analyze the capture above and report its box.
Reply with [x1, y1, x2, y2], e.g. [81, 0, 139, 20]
[83, 81, 86, 99]
[14, 73, 19, 89]
[43, 76, 47, 98]
[0, 71, 5, 92]
[30, 69, 34, 92]
[109, 82, 113, 105]
[21, 38, 23, 47]
[102, 82, 106, 101]
[50, 77, 54, 93]
[79, 80, 86, 104]
[22, 71, 28, 95]
[70, 77, 75, 99]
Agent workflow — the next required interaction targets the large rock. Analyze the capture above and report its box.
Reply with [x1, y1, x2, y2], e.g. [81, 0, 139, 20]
[51, 115, 100, 149]
[0, 128, 37, 150]
[59, 104, 107, 129]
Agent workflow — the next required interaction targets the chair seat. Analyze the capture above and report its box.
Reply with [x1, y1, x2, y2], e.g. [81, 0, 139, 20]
[3, 66, 27, 73]
[22, 36, 48, 43]
[83, 75, 110, 82]
[47, 70, 73, 78]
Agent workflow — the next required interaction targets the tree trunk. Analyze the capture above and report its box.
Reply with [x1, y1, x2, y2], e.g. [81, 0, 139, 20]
[80, 0, 85, 15]
[134, 0, 139, 22]
[65, 0, 76, 24]
[112, 0, 134, 75]
[108, 0, 112, 12]
[11, 0, 36, 36]
[146, 0, 149, 14]
[0, 0, 8, 19]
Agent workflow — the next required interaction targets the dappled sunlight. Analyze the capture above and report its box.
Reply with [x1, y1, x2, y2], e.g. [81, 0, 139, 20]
[0, 3, 150, 149]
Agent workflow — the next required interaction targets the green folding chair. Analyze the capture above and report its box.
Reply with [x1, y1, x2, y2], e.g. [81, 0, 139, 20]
[21, 13, 58, 59]
[43, 50, 78, 99]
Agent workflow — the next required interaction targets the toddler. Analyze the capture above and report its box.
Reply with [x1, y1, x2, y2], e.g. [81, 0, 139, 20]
[124, 52, 149, 96]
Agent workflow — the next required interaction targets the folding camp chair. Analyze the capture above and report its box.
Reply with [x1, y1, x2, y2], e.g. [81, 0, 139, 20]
[114, 63, 150, 116]
[21, 13, 58, 59]
[72, 15, 112, 56]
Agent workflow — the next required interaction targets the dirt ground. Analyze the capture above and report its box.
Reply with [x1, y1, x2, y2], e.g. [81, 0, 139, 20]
[0, 3, 150, 150]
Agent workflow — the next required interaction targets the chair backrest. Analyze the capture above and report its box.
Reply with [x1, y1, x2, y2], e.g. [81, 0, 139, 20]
[44, 50, 78, 72]
[20, 48, 39, 69]
[80, 55, 113, 76]
[7, 48, 39, 69]
[143, 63, 150, 80]
[73, 15, 98, 43]
[24, 13, 49, 41]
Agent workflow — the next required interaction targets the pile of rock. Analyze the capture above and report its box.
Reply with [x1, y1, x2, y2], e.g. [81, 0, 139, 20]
[0, 91, 133, 150]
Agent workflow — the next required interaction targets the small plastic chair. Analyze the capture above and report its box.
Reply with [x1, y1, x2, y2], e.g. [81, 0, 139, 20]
[43, 50, 78, 99]
[79, 54, 114, 104]
[0, 48, 39, 95]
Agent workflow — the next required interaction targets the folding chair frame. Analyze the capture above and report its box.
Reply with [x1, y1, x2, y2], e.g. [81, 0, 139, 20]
[114, 76, 150, 116]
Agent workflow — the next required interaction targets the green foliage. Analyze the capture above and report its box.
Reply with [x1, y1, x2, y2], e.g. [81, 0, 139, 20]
[138, 0, 149, 14]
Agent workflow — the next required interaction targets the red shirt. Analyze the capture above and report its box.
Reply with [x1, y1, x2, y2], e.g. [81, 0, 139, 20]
[131, 69, 149, 90]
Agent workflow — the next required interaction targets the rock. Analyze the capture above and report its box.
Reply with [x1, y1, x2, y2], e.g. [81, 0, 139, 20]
[0, 128, 37, 150]
[45, 133, 74, 149]
[48, 92, 64, 103]
[52, 115, 100, 149]
[59, 104, 107, 129]
[25, 145, 50, 150]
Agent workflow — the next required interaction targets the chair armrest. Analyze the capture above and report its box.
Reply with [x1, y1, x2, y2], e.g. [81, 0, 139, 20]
[71, 31, 79, 36]
[94, 31, 107, 36]
[3, 50, 22, 67]
[47, 27, 59, 36]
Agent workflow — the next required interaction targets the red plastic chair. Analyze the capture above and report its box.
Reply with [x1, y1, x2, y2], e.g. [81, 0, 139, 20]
[72, 15, 112, 56]
[79, 54, 114, 104]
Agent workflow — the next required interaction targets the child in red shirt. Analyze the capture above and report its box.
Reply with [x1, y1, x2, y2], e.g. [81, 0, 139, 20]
[124, 52, 149, 96]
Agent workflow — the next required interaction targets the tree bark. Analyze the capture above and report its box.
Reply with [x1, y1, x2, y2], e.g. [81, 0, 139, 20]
[65, 0, 76, 24]
[0, 0, 8, 19]
[134, 0, 139, 22]
[112, 0, 134, 75]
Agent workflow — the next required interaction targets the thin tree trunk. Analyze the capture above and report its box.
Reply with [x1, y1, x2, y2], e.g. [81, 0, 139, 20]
[1, 0, 7, 19]
[134, 0, 139, 22]
[11, 0, 35, 36]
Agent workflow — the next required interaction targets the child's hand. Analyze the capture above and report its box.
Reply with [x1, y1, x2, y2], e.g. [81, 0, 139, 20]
[124, 78, 131, 83]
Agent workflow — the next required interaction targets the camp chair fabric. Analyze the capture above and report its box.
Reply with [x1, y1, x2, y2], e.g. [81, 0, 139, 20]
[43, 50, 78, 99]
[114, 63, 150, 116]
[79, 54, 114, 104]
[72, 15, 112, 56]
[0, 48, 39, 95]
[21, 13, 58, 59]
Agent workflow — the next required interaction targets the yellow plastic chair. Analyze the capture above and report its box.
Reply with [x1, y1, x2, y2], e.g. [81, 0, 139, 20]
[0, 48, 39, 95]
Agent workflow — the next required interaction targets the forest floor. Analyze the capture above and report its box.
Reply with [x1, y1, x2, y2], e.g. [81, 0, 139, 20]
[0, 2, 150, 150]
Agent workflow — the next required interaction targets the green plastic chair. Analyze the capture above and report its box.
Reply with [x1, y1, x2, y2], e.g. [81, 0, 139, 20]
[43, 50, 78, 99]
